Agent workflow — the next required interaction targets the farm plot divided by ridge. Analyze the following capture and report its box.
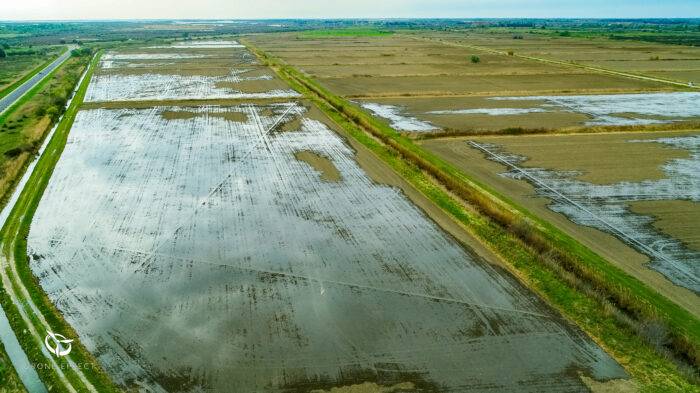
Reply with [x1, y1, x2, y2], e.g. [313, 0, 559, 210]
[420, 131, 700, 315]
[23, 40, 630, 392]
[430, 31, 700, 85]
[86, 44, 299, 102]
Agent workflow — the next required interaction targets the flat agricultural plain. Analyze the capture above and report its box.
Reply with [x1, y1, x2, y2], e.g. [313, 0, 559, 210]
[420, 130, 700, 317]
[25, 40, 629, 392]
[427, 31, 700, 85]
[246, 33, 700, 133]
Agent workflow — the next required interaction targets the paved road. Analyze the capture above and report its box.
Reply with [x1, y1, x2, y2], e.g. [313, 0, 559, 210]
[0, 45, 77, 115]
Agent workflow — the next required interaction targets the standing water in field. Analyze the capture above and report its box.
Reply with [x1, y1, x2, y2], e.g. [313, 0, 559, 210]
[27, 102, 627, 392]
[475, 135, 700, 294]
[360, 102, 439, 131]
[489, 92, 700, 125]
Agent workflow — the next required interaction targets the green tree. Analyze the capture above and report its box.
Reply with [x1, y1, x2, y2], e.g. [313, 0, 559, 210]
[0, 48, 5, 58]
[471, 55, 480, 63]
[46, 106, 60, 121]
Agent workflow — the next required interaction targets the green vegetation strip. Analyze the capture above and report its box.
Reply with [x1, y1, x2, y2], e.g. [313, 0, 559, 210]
[242, 39, 700, 392]
[0, 46, 68, 101]
[0, 50, 121, 393]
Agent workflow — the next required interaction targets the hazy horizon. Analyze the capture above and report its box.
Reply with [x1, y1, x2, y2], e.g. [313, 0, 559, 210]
[2, 0, 699, 21]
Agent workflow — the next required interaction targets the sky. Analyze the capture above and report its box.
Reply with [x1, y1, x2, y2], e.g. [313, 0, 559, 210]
[2, 0, 699, 21]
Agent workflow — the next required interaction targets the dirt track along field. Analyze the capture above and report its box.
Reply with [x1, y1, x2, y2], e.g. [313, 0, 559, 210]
[25, 39, 630, 392]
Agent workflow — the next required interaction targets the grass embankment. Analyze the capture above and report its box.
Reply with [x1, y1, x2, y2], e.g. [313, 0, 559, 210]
[300, 28, 394, 37]
[0, 46, 67, 101]
[242, 39, 700, 392]
[0, 50, 121, 393]
[0, 340, 28, 393]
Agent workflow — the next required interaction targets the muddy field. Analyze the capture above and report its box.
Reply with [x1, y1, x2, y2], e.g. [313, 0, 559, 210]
[25, 42, 628, 392]
[420, 131, 700, 315]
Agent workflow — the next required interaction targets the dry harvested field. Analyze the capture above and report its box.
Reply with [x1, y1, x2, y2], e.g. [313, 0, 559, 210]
[24, 40, 630, 392]
[425, 31, 700, 85]
[247, 34, 672, 97]
[420, 130, 700, 316]
[246, 33, 700, 133]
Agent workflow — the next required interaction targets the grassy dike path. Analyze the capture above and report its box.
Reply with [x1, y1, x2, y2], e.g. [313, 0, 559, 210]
[0, 50, 121, 393]
[241, 39, 700, 392]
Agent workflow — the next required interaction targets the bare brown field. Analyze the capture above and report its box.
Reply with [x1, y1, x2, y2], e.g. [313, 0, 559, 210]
[419, 130, 700, 317]
[321, 73, 667, 97]
[647, 71, 700, 84]
[422, 31, 700, 86]
[247, 33, 675, 100]
[629, 200, 700, 251]
[458, 131, 692, 184]
[294, 151, 342, 181]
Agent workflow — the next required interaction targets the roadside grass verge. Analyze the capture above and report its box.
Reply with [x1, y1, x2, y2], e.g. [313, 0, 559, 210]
[0, 46, 67, 101]
[242, 39, 700, 392]
[0, 50, 121, 393]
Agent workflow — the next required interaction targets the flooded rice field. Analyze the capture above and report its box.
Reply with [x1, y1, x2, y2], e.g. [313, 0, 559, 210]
[88, 48, 295, 102]
[27, 102, 627, 392]
[360, 92, 700, 131]
[26, 41, 627, 392]
[359, 102, 438, 131]
[488, 92, 700, 126]
[84, 70, 299, 102]
[149, 40, 246, 49]
[472, 135, 700, 294]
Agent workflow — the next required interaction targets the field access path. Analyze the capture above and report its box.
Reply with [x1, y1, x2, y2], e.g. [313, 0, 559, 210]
[0, 45, 77, 115]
